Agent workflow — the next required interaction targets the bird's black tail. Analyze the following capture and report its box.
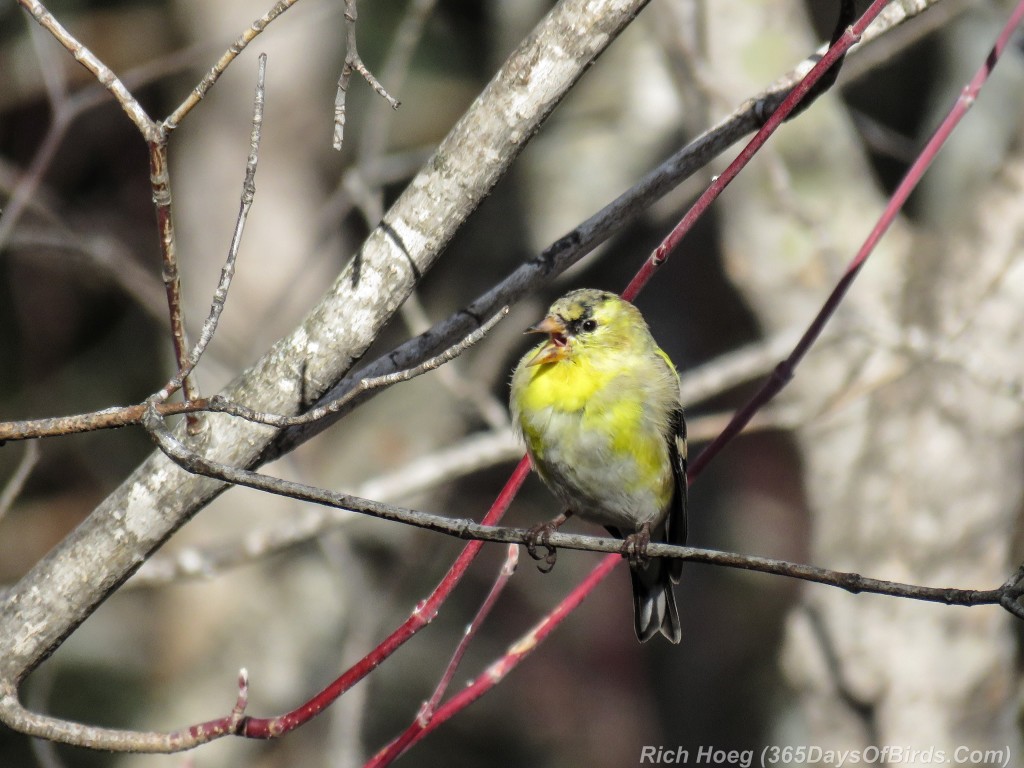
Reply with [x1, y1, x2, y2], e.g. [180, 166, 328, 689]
[630, 557, 681, 644]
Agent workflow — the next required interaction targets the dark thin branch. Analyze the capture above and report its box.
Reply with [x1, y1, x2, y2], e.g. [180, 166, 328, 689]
[66, 389, 793, 591]
[143, 405, 1007, 611]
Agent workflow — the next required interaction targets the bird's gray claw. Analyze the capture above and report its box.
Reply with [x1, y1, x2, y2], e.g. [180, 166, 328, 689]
[621, 524, 652, 569]
[525, 522, 559, 573]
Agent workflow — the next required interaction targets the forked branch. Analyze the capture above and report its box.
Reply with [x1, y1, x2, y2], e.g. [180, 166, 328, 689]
[333, 0, 401, 151]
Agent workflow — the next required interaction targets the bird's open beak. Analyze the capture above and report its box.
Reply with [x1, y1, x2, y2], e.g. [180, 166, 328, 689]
[525, 315, 570, 366]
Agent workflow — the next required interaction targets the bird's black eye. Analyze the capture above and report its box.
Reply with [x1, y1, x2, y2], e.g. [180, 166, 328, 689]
[581, 319, 597, 333]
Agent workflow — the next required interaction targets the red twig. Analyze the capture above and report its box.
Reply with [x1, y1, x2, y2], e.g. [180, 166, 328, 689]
[369, 554, 620, 766]
[690, 0, 1024, 479]
[621, 0, 891, 303]
[367, 544, 520, 767]
[423, 545, 519, 716]
[172, 457, 531, 742]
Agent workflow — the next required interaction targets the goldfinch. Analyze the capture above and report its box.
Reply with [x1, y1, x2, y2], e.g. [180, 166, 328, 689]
[510, 289, 687, 644]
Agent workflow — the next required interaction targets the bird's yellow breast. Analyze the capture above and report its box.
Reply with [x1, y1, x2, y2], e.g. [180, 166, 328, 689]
[515, 350, 611, 415]
[510, 345, 677, 521]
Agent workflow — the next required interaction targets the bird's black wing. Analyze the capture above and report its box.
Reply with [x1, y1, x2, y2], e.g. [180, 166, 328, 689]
[666, 405, 687, 583]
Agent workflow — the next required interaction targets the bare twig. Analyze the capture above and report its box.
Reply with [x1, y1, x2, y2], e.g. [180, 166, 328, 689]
[106, 324, 854, 588]
[0, 669, 254, 753]
[181, 306, 508, 429]
[15, 0, 157, 139]
[154, 49, 268, 417]
[333, 0, 401, 151]
[370, 555, 619, 765]
[0, 442, 40, 523]
[0, 307, 508, 443]
[127, 324, 812, 588]
[334, 0, 438, 229]
[622, 0, 884, 301]
[64, 385, 1003, 759]
[0, 441, 532, 753]
[16, 0, 304, 421]
[398, 292, 510, 430]
[126, 399, 811, 590]
[155, 54, 269, 403]
[149, 140, 201, 415]
[163, 0, 302, 132]
[422, 545, 518, 715]
[128, 430, 516, 586]
[356, 0, 438, 165]
[2, 379, 1014, 756]
[0, 402, 197, 442]
[16, 0, 194, 408]
[0, 52, 268, 442]
[141, 407, 1008, 610]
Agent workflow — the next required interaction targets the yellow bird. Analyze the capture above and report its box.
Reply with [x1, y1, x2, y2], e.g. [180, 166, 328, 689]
[510, 289, 687, 643]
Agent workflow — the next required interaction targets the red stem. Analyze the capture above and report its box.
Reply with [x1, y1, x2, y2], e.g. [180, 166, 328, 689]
[174, 457, 531, 742]
[368, 554, 620, 765]
[690, 0, 1024, 479]
[367, 544, 520, 766]
[621, 0, 891, 303]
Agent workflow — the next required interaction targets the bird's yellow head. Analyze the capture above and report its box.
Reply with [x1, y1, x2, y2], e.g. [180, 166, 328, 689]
[524, 288, 645, 367]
